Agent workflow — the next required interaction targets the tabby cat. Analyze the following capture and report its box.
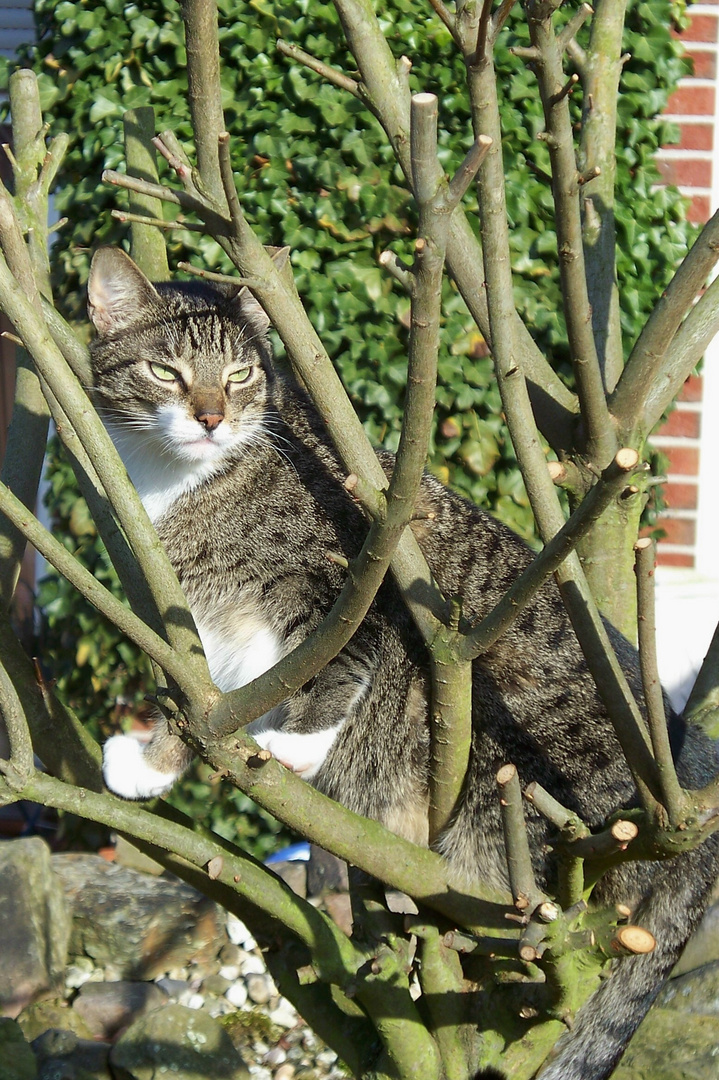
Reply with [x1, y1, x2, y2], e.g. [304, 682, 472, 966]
[89, 246, 718, 1080]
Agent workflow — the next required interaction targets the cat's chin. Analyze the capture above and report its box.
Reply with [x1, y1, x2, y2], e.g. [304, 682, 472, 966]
[102, 734, 178, 799]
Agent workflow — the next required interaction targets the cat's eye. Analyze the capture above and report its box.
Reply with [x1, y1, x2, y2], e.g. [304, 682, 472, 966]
[226, 368, 252, 386]
[149, 362, 181, 383]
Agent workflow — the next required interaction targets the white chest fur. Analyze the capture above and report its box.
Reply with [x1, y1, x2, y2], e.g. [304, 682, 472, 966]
[194, 608, 281, 693]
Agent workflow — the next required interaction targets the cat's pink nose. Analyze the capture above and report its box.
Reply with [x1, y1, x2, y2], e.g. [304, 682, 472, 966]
[196, 411, 223, 430]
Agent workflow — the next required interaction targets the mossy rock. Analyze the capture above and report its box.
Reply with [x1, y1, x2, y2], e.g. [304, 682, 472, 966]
[110, 1004, 250, 1080]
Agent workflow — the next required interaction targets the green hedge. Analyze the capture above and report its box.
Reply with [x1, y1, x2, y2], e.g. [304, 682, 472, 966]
[2, 0, 694, 851]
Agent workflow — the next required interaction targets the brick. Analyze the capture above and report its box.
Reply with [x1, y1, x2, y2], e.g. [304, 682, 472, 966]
[657, 444, 700, 475]
[656, 551, 696, 568]
[663, 122, 714, 152]
[678, 375, 703, 402]
[666, 85, 715, 115]
[654, 408, 701, 438]
[687, 194, 712, 223]
[663, 481, 699, 511]
[656, 516, 697, 546]
[656, 157, 713, 188]
[674, 15, 719, 43]
[685, 49, 717, 80]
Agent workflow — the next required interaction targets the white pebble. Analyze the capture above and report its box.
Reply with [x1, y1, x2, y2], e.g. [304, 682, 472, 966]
[226, 914, 257, 950]
[219, 964, 241, 981]
[269, 1003, 298, 1030]
[263, 1045, 286, 1066]
[186, 993, 205, 1010]
[248, 1068, 272, 1080]
[239, 953, 267, 976]
[275, 1066, 296, 1080]
[316, 1049, 338, 1066]
[64, 964, 95, 990]
[225, 981, 248, 1008]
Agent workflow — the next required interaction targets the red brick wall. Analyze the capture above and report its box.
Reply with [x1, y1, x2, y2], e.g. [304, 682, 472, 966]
[653, 4, 718, 567]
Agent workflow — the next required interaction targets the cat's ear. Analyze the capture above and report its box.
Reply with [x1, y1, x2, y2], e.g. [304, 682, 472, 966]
[231, 246, 290, 336]
[88, 247, 160, 335]
[234, 288, 270, 335]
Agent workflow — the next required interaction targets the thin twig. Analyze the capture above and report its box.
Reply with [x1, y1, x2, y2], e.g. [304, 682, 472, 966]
[378, 249, 413, 290]
[634, 538, 687, 825]
[524, 781, 590, 839]
[276, 39, 364, 99]
[557, 3, 593, 55]
[567, 819, 638, 859]
[497, 764, 544, 909]
[176, 261, 264, 288]
[428, 0, 461, 45]
[112, 209, 206, 233]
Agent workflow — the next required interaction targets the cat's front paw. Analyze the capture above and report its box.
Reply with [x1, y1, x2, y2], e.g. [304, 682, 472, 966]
[250, 725, 341, 781]
[103, 734, 179, 799]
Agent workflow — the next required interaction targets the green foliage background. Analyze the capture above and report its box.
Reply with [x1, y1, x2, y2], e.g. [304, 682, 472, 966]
[1, 0, 695, 852]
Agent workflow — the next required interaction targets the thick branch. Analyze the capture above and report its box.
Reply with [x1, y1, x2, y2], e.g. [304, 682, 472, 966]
[0, 249, 210, 690]
[207, 730, 510, 929]
[17, 771, 362, 984]
[0, 73, 52, 606]
[123, 108, 170, 280]
[612, 209, 719, 439]
[180, 0, 227, 209]
[577, 0, 627, 390]
[0, 656, 34, 784]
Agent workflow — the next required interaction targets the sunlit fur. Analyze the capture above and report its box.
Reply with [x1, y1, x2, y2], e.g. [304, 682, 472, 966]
[88, 248, 719, 1080]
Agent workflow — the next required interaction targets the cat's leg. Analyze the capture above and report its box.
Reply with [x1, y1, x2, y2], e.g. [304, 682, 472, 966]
[248, 723, 344, 780]
[247, 657, 372, 781]
[102, 719, 193, 799]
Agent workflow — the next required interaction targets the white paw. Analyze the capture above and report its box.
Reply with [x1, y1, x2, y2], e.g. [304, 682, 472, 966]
[102, 734, 178, 799]
[250, 725, 342, 781]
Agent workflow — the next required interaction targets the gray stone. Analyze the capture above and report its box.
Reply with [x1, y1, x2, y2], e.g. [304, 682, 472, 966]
[245, 974, 275, 1006]
[269, 862, 307, 899]
[0, 839, 70, 1017]
[658, 960, 719, 1015]
[674, 901, 719, 977]
[72, 981, 168, 1039]
[109, 1004, 250, 1079]
[0, 1018, 37, 1080]
[51, 854, 225, 979]
[31, 1028, 112, 1080]
[613, 1009, 719, 1079]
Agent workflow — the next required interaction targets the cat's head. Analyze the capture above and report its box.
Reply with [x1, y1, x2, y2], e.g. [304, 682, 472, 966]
[87, 247, 277, 469]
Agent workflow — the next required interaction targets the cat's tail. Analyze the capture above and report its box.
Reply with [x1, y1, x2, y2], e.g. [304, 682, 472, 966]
[537, 833, 719, 1079]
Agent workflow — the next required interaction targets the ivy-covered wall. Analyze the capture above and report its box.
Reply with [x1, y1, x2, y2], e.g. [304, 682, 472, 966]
[0, 0, 696, 849]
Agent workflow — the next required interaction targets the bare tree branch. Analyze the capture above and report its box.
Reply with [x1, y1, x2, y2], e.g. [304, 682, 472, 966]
[123, 108, 170, 280]
[612, 209, 719, 439]
[634, 538, 687, 825]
